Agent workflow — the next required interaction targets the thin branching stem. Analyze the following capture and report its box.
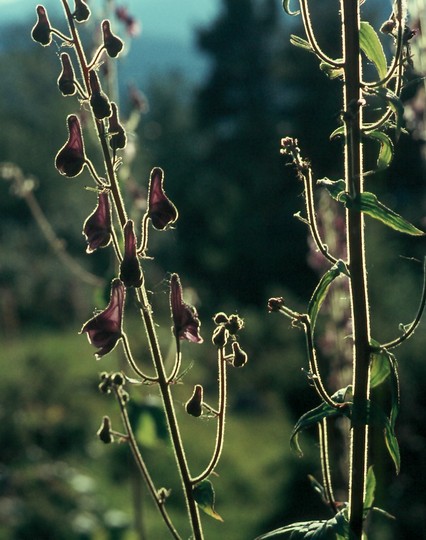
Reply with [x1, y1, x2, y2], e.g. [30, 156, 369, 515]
[318, 419, 338, 514]
[87, 46, 106, 70]
[121, 333, 158, 383]
[114, 387, 183, 540]
[191, 347, 227, 485]
[167, 337, 182, 383]
[51, 28, 73, 43]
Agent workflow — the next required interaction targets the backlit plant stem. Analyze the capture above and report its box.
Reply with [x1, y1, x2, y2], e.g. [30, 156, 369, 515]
[341, 1, 371, 538]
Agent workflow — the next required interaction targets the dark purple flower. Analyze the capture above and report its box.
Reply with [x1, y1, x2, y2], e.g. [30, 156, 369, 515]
[31, 5, 52, 46]
[73, 0, 91, 23]
[109, 102, 127, 151]
[57, 53, 76, 96]
[83, 192, 112, 253]
[55, 115, 86, 177]
[147, 168, 178, 230]
[119, 220, 143, 288]
[89, 71, 112, 120]
[80, 279, 125, 358]
[102, 19, 124, 58]
[170, 273, 203, 343]
[115, 6, 140, 37]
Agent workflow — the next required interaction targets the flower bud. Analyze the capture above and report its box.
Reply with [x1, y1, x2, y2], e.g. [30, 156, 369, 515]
[231, 342, 248, 368]
[55, 115, 86, 177]
[380, 19, 396, 35]
[57, 53, 76, 96]
[170, 274, 203, 343]
[73, 0, 91, 23]
[89, 71, 112, 120]
[185, 385, 203, 417]
[213, 312, 229, 325]
[102, 20, 124, 58]
[112, 372, 125, 386]
[97, 416, 113, 444]
[119, 220, 143, 288]
[83, 192, 112, 253]
[109, 102, 127, 151]
[212, 325, 229, 348]
[31, 5, 52, 46]
[225, 314, 244, 335]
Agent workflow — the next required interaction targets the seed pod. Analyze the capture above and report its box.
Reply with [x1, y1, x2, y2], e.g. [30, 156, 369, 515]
[102, 19, 124, 58]
[57, 53, 76, 96]
[89, 71, 112, 120]
[31, 5, 52, 46]
[73, 0, 91, 23]
[231, 342, 248, 368]
[185, 385, 203, 417]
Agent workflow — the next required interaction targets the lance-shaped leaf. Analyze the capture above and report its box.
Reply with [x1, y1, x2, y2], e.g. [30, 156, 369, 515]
[308, 260, 349, 332]
[193, 480, 223, 522]
[364, 467, 376, 514]
[365, 130, 394, 170]
[329, 125, 345, 140]
[55, 115, 86, 177]
[360, 21, 388, 80]
[318, 177, 346, 200]
[368, 401, 400, 473]
[320, 60, 344, 79]
[347, 192, 425, 236]
[255, 508, 354, 539]
[369, 340, 391, 388]
[374, 87, 404, 140]
[290, 386, 352, 457]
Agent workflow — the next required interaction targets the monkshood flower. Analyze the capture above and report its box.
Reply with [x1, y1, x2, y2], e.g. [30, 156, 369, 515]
[102, 20, 124, 58]
[109, 102, 127, 151]
[31, 5, 52, 46]
[80, 279, 125, 358]
[73, 0, 91, 23]
[115, 6, 140, 37]
[119, 220, 143, 287]
[83, 192, 112, 253]
[147, 168, 178, 230]
[55, 115, 86, 177]
[170, 273, 203, 343]
[185, 385, 203, 417]
[89, 71, 112, 120]
[57, 53, 76, 96]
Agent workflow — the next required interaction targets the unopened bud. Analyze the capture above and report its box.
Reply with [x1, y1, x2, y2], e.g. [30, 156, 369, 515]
[212, 325, 229, 348]
[185, 385, 203, 417]
[380, 19, 396, 34]
[231, 342, 248, 368]
[73, 0, 91, 23]
[57, 53, 76, 96]
[109, 102, 127, 151]
[89, 71, 112, 120]
[102, 20, 124, 58]
[225, 314, 244, 335]
[213, 312, 229, 325]
[31, 5, 52, 46]
[97, 416, 113, 443]
[112, 372, 125, 386]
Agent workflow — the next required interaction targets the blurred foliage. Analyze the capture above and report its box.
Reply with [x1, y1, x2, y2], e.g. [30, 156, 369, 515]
[0, 0, 425, 538]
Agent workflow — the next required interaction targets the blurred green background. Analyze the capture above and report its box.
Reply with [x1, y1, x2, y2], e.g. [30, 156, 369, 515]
[0, 0, 425, 538]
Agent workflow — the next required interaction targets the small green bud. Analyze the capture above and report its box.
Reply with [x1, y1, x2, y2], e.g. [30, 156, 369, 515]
[97, 416, 113, 443]
[185, 385, 203, 417]
[212, 325, 229, 348]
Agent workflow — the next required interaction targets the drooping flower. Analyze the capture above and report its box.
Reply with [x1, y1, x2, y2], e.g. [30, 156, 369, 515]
[89, 71, 112, 120]
[31, 5, 52, 46]
[115, 6, 140, 37]
[170, 273, 203, 343]
[102, 19, 124, 58]
[119, 220, 143, 288]
[147, 167, 178, 230]
[108, 102, 127, 151]
[73, 0, 91, 23]
[55, 115, 86, 177]
[82, 192, 112, 253]
[57, 53, 76, 96]
[80, 279, 125, 358]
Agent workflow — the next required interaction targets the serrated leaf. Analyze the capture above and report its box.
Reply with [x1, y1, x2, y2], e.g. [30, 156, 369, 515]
[320, 60, 344, 79]
[193, 480, 223, 522]
[255, 509, 354, 539]
[317, 178, 346, 200]
[359, 21, 388, 80]
[290, 387, 352, 457]
[349, 192, 424, 236]
[282, 0, 300, 15]
[290, 34, 313, 51]
[308, 260, 349, 332]
[364, 467, 376, 513]
[365, 130, 394, 170]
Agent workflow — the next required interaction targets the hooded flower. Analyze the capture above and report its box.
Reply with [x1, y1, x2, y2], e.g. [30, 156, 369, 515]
[89, 71, 112, 120]
[31, 5, 52, 46]
[73, 0, 91, 22]
[119, 220, 143, 287]
[115, 6, 140, 37]
[57, 53, 76, 96]
[109, 102, 127, 151]
[55, 115, 86, 177]
[80, 279, 125, 358]
[102, 19, 124, 58]
[147, 167, 178, 230]
[170, 273, 203, 343]
[82, 192, 112, 253]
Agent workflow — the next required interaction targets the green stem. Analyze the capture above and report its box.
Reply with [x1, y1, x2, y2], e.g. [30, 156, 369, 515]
[341, 1, 371, 538]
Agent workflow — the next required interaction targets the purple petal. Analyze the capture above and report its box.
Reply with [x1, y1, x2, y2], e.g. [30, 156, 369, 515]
[147, 168, 178, 230]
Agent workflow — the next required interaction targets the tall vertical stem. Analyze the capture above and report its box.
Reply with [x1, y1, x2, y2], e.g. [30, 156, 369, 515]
[341, 0, 371, 538]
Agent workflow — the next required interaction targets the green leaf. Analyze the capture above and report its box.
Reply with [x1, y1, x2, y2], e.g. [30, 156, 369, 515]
[364, 467, 376, 513]
[365, 130, 394, 170]
[359, 21, 388, 80]
[320, 60, 344, 79]
[387, 352, 400, 430]
[193, 480, 223, 522]
[368, 401, 401, 474]
[290, 34, 313, 51]
[317, 178, 346, 200]
[350, 192, 425, 236]
[374, 87, 405, 140]
[290, 387, 352, 457]
[255, 509, 355, 539]
[308, 260, 349, 332]
[282, 0, 300, 16]
[330, 126, 345, 140]
[370, 340, 391, 388]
